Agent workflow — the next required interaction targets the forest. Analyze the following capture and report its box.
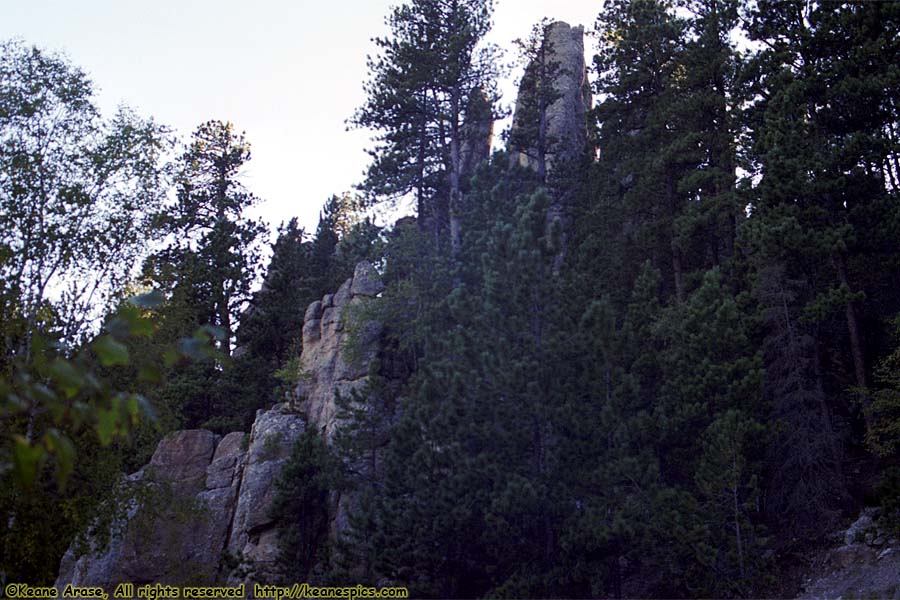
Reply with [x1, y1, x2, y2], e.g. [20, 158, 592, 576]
[2, 0, 900, 597]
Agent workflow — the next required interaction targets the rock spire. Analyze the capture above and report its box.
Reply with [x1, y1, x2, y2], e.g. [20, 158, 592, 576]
[509, 21, 592, 175]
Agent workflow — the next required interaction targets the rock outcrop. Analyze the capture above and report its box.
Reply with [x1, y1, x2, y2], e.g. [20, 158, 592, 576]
[223, 405, 305, 584]
[55, 408, 304, 593]
[509, 21, 592, 175]
[460, 87, 494, 180]
[509, 21, 592, 271]
[797, 508, 900, 599]
[294, 261, 384, 442]
[55, 262, 386, 594]
[293, 262, 386, 543]
[56, 430, 223, 589]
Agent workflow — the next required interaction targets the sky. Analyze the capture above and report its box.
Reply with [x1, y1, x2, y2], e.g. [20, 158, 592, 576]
[0, 0, 602, 241]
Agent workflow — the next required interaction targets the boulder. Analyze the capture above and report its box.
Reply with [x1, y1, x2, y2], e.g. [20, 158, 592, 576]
[332, 278, 353, 307]
[350, 262, 386, 297]
[148, 429, 219, 490]
[827, 543, 876, 568]
[304, 300, 323, 322]
[54, 406, 306, 592]
[844, 511, 876, 545]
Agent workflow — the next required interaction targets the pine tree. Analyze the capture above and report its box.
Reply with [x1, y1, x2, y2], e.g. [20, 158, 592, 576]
[751, 263, 847, 535]
[206, 219, 313, 432]
[593, 0, 691, 301]
[672, 0, 743, 267]
[693, 409, 766, 593]
[351, 0, 501, 254]
[161, 120, 267, 357]
[134, 121, 267, 429]
[743, 0, 900, 436]
[269, 428, 341, 583]
[236, 219, 311, 363]
[344, 158, 581, 596]
[508, 18, 563, 183]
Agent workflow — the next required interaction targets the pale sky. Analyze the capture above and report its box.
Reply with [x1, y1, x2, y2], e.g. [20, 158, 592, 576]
[0, 0, 601, 241]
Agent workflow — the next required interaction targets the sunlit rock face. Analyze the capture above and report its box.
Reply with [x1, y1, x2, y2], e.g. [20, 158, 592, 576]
[293, 261, 384, 442]
[460, 87, 494, 181]
[293, 261, 386, 549]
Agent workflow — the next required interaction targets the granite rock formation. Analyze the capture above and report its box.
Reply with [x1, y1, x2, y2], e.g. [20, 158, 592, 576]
[293, 261, 386, 544]
[509, 21, 592, 175]
[508, 21, 592, 271]
[55, 262, 386, 594]
[460, 87, 494, 181]
[54, 408, 303, 593]
[294, 261, 385, 442]
[223, 405, 305, 584]
[55, 430, 223, 589]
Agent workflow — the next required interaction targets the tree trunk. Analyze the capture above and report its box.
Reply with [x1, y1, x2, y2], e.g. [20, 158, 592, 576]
[667, 170, 685, 302]
[835, 251, 871, 430]
[449, 84, 462, 258]
[417, 91, 430, 235]
[732, 455, 746, 580]
[812, 337, 846, 485]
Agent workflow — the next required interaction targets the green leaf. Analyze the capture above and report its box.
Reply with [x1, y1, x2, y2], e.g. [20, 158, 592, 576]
[1, 392, 28, 415]
[137, 394, 157, 423]
[106, 306, 155, 338]
[71, 401, 91, 429]
[13, 435, 46, 490]
[178, 337, 211, 361]
[48, 358, 85, 398]
[123, 393, 138, 423]
[163, 348, 180, 368]
[93, 335, 130, 367]
[95, 405, 120, 445]
[31, 382, 58, 406]
[44, 428, 76, 489]
[137, 364, 161, 384]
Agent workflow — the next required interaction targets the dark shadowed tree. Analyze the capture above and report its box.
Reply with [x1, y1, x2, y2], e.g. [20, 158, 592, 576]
[160, 120, 267, 357]
[351, 0, 502, 255]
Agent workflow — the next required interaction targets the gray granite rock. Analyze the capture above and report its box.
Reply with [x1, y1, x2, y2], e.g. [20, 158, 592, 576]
[305, 300, 323, 322]
[350, 261, 386, 297]
[509, 21, 591, 174]
[294, 263, 383, 442]
[56, 262, 388, 591]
